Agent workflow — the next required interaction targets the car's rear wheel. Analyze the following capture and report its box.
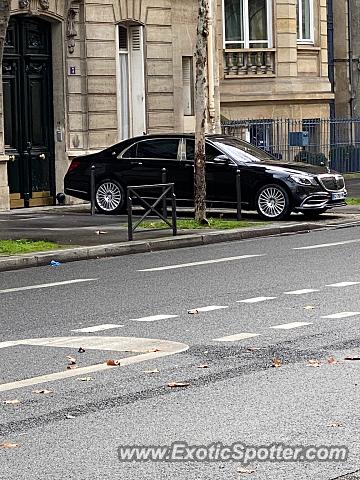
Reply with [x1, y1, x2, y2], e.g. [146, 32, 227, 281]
[302, 208, 327, 219]
[256, 184, 291, 220]
[95, 179, 125, 214]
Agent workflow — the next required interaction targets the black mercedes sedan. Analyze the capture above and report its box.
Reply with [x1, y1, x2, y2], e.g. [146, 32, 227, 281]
[64, 134, 347, 220]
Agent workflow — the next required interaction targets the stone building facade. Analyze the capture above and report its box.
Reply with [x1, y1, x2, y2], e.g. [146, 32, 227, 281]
[0, 0, 333, 211]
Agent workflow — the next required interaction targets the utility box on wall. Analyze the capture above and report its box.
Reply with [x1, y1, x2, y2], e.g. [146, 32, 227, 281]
[288, 131, 309, 147]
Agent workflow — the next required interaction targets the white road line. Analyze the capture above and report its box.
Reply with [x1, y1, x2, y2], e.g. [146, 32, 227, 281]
[284, 289, 319, 295]
[270, 322, 312, 330]
[138, 254, 266, 272]
[191, 305, 229, 313]
[293, 239, 360, 250]
[0, 336, 189, 393]
[213, 333, 260, 342]
[72, 324, 124, 333]
[321, 312, 360, 319]
[326, 281, 360, 288]
[237, 296, 277, 304]
[0, 279, 97, 294]
[130, 314, 179, 322]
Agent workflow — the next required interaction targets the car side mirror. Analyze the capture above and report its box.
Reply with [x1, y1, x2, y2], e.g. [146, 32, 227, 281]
[214, 155, 229, 165]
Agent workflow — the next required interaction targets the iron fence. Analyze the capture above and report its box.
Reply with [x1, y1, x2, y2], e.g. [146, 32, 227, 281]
[222, 117, 360, 173]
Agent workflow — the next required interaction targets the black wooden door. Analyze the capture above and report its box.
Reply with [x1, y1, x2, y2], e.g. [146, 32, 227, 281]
[3, 16, 54, 208]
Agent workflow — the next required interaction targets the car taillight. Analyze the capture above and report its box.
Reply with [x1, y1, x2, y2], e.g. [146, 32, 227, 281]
[67, 160, 81, 173]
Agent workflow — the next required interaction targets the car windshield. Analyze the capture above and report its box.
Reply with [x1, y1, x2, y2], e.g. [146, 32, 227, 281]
[211, 137, 273, 163]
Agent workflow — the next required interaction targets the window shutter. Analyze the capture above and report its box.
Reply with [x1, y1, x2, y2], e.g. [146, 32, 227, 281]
[129, 26, 146, 136]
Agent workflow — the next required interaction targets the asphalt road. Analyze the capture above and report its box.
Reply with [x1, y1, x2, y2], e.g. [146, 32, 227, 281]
[1, 226, 360, 479]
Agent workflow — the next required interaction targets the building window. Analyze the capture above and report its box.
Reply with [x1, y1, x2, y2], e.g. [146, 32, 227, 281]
[223, 0, 272, 49]
[297, 0, 314, 43]
[116, 24, 146, 140]
[182, 57, 194, 116]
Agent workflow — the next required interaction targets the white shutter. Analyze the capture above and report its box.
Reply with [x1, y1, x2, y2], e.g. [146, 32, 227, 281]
[182, 57, 194, 116]
[129, 26, 146, 136]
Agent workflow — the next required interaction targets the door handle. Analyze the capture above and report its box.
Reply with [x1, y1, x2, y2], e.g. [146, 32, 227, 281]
[38, 154, 46, 160]
[130, 161, 142, 166]
[8, 155, 16, 162]
[184, 164, 193, 168]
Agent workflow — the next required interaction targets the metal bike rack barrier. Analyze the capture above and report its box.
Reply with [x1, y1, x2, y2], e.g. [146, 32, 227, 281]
[127, 183, 177, 241]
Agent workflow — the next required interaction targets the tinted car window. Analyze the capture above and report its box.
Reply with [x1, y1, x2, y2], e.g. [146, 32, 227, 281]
[186, 140, 222, 162]
[122, 143, 138, 158]
[136, 139, 179, 160]
[212, 137, 273, 163]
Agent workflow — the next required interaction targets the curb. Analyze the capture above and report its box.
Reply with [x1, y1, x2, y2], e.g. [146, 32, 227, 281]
[0, 221, 326, 272]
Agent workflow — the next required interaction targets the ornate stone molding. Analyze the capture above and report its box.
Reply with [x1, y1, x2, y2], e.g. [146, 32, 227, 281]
[39, 0, 49, 10]
[19, 0, 49, 11]
[66, 1, 81, 54]
[19, 0, 30, 8]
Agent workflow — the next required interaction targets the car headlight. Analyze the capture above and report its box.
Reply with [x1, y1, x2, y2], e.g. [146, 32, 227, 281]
[289, 174, 318, 186]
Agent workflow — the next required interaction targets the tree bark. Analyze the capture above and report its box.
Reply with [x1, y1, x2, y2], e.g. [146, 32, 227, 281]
[194, 0, 209, 224]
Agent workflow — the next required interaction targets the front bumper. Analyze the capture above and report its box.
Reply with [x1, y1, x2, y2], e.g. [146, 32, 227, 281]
[294, 189, 347, 211]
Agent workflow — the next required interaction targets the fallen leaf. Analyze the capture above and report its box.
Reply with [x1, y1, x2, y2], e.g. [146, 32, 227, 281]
[307, 359, 321, 367]
[107, 359, 120, 366]
[203, 350, 209, 354]
[344, 356, 360, 361]
[78, 376, 94, 382]
[272, 358, 282, 368]
[327, 357, 339, 365]
[66, 355, 77, 365]
[144, 369, 160, 374]
[67, 364, 79, 370]
[78, 347, 86, 353]
[304, 305, 315, 310]
[95, 230, 107, 235]
[327, 421, 344, 427]
[32, 389, 54, 395]
[3, 399, 21, 405]
[0, 442, 20, 449]
[188, 309, 199, 314]
[151, 348, 161, 353]
[247, 347, 260, 352]
[197, 364, 209, 369]
[66, 414, 76, 419]
[168, 382, 190, 388]
[237, 466, 256, 474]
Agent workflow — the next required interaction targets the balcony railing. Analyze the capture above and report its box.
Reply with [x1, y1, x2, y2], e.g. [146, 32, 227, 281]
[223, 49, 276, 78]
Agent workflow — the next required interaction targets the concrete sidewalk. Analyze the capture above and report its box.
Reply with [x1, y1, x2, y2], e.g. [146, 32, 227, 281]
[1, 204, 360, 272]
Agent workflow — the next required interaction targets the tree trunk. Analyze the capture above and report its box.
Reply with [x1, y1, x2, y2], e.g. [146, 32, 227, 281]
[0, 0, 11, 67]
[194, 0, 209, 224]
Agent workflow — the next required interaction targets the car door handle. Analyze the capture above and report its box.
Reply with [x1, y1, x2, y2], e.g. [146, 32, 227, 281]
[184, 164, 193, 168]
[130, 161, 143, 166]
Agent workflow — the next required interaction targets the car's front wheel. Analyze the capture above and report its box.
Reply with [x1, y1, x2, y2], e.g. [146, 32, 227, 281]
[256, 184, 291, 220]
[95, 179, 125, 214]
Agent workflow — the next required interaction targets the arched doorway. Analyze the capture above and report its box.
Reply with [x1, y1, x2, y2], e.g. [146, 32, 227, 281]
[3, 16, 54, 208]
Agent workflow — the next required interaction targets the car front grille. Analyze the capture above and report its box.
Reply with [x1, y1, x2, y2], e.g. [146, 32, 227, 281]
[317, 175, 345, 191]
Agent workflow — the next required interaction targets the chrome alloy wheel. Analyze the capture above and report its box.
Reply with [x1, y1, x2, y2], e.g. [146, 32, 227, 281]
[96, 181, 122, 212]
[257, 186, 286, 218]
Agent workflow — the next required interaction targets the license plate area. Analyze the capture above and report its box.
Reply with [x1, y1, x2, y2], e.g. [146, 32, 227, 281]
[331, 191, 346, 200]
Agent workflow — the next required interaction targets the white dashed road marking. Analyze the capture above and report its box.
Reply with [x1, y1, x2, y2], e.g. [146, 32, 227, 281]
[270, 322, 312, 330]
[190, 305, 229, 313]
[293, 239, 360, 250]
[72, 324, 124, 333]
[213, 333, 260, 342]
[321, 312, 360, 319]
[284, 289, 319, 295]
[0, 279, 97, 294]
[326, 281, 360, 288]
[138, 254, 265, 272]
[0, 336, 189, 392]
[130, 314, 179, 322]
[237, 296, 277, 304]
